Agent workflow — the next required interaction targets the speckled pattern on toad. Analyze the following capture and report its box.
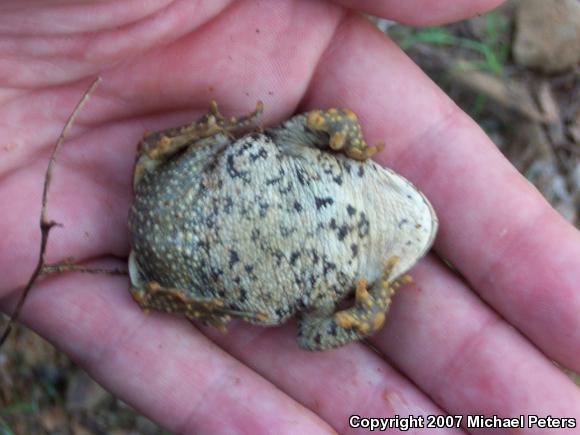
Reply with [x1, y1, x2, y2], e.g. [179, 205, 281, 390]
[128, 102, 438, 350]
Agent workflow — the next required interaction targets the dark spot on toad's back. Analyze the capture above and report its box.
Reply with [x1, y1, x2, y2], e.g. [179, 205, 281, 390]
[266, 175, 283, 185]
[343, 161, 352, 174]
[259, 201, 269, 218]
[315, 196, 334, 209]
[229, 250, 240, 267]
[226, 154, 250, 182]
[358, 212, 370, 237]
[249, 146, 268, 161]
[310, 250, 320, 265]
[273, 249, 285, 266]
[295, 166, 310, 185]
[322, 258, 336, 275]
[337, 224, 350, 241]
[290, 251, 300, 266]
[350, 243, 358, 257]
[329, 218, 337, 229]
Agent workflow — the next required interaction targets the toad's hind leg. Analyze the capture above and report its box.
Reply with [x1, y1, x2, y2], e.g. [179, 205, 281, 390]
[305, 108, 384, 160]
[133, 101, 263, 188]
[130, 282, 233, 331]
[130, 282, 268, 332]
[297, 257, 412, 350]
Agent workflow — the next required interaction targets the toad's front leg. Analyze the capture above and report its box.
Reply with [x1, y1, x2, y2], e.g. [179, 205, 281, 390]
[268, 107, 384, 161]
[133, 101, 263, 188]
[297, 257, 412, 350]
[306, 108, 384, 160]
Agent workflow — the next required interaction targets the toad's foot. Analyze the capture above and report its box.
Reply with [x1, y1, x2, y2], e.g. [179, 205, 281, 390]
[133, 101, 263, 188]
[297, 256, 412, 350]
[306, 108, 384, 160]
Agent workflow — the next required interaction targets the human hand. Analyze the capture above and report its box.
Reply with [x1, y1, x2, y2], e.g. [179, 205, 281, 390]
[1, 1, 579, 433]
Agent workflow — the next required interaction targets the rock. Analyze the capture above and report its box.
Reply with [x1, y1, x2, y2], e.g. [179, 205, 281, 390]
[66, 369, 109, 412]
[513, 0, 580, 73]
[449, 61, 546, 122]
[572, 163, 580, 196]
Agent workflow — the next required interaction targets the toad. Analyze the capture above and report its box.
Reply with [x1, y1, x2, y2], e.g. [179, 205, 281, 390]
[128, 102, 437, 350]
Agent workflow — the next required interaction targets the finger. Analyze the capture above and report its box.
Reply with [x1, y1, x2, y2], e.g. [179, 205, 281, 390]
[0, 0, 231, 88]
[2, 269, 334, 435]
[61, 0, 346, 124]
[301, 13, 580, 372]
[372, 256, 580, 423]
[331, 0, 505, 26]
[201, 321, 463, 434]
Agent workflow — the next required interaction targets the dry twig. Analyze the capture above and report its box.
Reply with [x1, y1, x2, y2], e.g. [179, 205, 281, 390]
[42, 262, 126, 276]
[0, 77, 104, 347]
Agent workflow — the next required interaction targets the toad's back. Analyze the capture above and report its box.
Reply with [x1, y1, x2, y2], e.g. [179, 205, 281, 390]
[129, 125, 437, 324]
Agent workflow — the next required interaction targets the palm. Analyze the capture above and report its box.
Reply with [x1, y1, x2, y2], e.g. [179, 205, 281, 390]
[1, 1, 579, 433]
